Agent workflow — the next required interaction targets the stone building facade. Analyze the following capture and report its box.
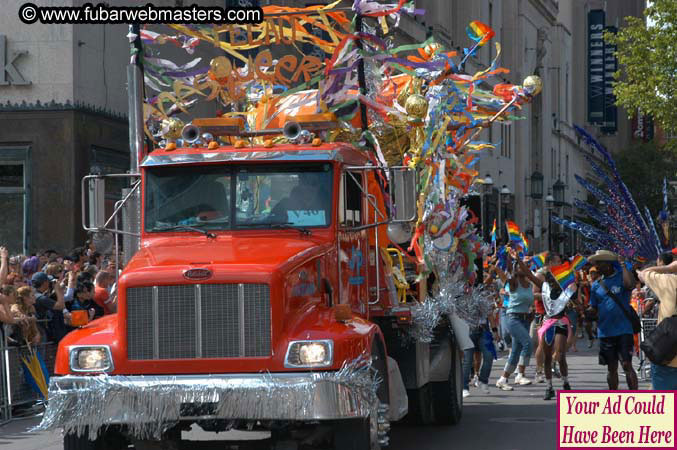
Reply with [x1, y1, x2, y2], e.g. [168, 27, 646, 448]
[0, 0, 132, 254]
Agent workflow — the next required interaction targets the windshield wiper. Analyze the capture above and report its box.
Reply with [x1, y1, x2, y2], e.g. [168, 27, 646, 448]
[150, 224, 216, 239]
[236, 221, 311, 235]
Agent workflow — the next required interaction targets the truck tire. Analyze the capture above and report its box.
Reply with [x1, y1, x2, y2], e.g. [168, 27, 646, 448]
[404, 384, 434, 425]
[63, 427, 128, 450]
[333, 339, 389, 450]
[430, 341, 463, 425]
[333, 417, 371, 450]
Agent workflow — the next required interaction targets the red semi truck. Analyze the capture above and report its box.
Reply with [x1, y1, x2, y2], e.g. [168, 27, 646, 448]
[42, 114, 466, 450]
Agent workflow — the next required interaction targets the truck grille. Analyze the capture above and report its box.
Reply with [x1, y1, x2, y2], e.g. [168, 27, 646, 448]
[127, 284, 271, 360]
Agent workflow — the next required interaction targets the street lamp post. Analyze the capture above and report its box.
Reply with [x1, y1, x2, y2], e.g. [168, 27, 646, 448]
[497, 185, 511, 242]
[530, 171, 544, 200]
[545, 191, 554, 251]
[481, 174, 494, 241]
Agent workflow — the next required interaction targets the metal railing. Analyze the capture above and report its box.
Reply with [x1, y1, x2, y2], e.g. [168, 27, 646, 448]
[638, 318, 659, 381]
[0, 331, 58, 424]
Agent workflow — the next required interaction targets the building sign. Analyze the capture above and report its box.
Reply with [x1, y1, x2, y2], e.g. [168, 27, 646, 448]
[601, 26, 617, 134]
[587, 10, 605, 125]
[0, 35, 30, 86]
[632, 109, 654, 142]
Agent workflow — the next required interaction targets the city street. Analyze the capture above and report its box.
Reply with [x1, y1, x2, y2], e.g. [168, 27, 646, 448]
[0, 339, 652, 450]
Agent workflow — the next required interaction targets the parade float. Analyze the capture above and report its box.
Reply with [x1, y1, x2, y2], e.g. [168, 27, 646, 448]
[37, 2, 541, 449]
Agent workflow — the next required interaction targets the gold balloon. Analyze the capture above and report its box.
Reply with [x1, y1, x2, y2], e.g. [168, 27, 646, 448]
[161, 117, 184, 140]
[210, 56, 232, 79]
[522, 75, 543, 96]
[405, 94, 429, 120]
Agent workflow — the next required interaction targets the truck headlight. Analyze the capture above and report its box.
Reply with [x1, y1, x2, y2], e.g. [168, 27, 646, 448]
[69, 346, 114, 373]
[284, 340, 333, 368]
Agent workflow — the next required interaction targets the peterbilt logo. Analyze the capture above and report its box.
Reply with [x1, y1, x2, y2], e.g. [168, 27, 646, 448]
[183, 268, 212, 280]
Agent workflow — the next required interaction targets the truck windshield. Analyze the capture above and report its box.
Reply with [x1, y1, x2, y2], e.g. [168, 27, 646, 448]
[144, 163, 332, 232]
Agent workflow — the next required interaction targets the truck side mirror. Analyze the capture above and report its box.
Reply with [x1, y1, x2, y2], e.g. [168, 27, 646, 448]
[389, 168, 417, 222]
[87, 176, 106, 229]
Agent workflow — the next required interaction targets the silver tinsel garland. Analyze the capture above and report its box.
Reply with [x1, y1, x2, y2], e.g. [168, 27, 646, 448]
[35, 356, 382, 441]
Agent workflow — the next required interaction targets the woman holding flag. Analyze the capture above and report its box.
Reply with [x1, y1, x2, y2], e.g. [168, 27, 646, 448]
[492, 247, 543, 390]
[536, 260, 579, 399]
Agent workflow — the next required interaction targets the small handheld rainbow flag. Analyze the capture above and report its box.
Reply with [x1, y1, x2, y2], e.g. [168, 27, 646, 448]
[505, 220, 522, 243]
[496, 245, 508, 271]
[466, 21, 495, 47]
[532, 251, 548, 269]
[490, 219, 497, 247]
[551, 261, 575, 289]
[519, 232, 529, 253]
[570, 254, 587, 271]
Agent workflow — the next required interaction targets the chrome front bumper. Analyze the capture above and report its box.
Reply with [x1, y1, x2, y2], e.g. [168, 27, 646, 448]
[37, 369, 378, 440]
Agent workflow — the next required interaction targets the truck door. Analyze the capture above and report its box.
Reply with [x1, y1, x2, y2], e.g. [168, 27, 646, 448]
[338, 170, 369, 316]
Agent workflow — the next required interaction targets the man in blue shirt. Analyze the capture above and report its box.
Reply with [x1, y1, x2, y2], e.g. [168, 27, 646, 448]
[587, 250, 638, 390]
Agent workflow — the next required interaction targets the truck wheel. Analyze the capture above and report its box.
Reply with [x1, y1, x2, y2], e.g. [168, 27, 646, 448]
[63, 427, 128, 450]
[404, 384, 434, 425]
[431, 341, 463, 425]
[333, 417, 371, 450]
[333, 340, 389, 450]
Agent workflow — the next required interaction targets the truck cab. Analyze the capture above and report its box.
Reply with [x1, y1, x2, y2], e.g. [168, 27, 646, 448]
[44, 138, 464, 450]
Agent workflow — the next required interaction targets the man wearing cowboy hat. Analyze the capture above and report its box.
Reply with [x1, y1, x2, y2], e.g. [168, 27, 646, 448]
[586, 249, 638, 390]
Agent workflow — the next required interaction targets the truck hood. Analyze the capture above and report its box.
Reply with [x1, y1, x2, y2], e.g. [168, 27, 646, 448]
[125, 234, 331, 273]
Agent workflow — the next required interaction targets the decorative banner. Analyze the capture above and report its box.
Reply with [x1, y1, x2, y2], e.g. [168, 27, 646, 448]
[137, 5, 543, 341]
[555, 125, 662, 261]
[601, 26, 617, 134]
[588, 10, 605, 125]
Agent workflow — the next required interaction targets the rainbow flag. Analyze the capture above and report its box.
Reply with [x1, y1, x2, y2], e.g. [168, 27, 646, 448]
[551, 261, 575, 289]
[532, 251, 548, 269]
[496, 245, 508, 271]
[519, 232, 529, 253]
[466, 21, 495, 46]
[505, 220, 522, 243]
[570, 254, 587, 271]
[490, 219, 497, 246]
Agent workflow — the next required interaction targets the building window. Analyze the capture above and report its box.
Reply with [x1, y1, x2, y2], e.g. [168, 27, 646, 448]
[0, 147, 30, 254]
[500, 125, 512, 159]
[565, 67, 569, 122]
[551, 147, 556, 180]
[488, 2, 493, 64]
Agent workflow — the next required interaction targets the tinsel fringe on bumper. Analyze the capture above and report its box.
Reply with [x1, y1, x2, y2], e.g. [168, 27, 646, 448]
[35, 356, 381, 440]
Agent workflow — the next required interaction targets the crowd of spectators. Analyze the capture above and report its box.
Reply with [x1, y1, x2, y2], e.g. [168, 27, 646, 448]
[0, 240, 118, 348]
